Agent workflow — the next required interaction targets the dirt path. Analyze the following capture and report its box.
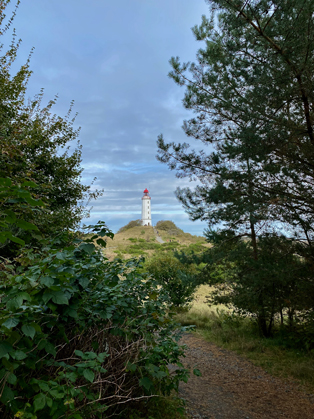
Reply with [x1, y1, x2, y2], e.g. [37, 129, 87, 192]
[153, 228, 165, 244]
[178, 333, 314, 419]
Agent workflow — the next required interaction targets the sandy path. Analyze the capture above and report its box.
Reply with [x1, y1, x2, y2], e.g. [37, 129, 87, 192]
[179, 333, 314, 419]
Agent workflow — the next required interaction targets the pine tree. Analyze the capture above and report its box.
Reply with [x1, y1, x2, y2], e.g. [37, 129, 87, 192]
[157, 0, 314, 243]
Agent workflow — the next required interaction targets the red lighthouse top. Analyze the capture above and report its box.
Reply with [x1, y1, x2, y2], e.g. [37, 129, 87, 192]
[142, 188, 151, 200]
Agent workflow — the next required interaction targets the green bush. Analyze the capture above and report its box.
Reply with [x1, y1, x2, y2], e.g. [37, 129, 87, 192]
[0, 226, 189, 419]
[203, 234, 314, 338]
[155, 221, 183, 235]
[145, 254, 198, 308]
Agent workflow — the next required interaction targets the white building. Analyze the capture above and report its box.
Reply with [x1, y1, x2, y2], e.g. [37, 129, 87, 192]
[141, 188, 151, 226]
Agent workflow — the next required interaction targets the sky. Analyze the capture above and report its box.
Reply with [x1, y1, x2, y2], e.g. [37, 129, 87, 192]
[5, 0, 211, 236]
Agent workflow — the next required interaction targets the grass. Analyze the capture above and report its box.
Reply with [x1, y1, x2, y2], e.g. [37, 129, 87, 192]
[125, 396, 186, 419]
[176, 285, 314, 393]
[103, 226, 209, 261]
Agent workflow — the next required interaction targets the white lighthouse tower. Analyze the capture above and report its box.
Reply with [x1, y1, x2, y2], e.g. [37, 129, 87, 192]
[141, 188, 152, 226]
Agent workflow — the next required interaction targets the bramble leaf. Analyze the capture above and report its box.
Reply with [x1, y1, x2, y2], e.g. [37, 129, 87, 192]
[83, 369, 95, 383]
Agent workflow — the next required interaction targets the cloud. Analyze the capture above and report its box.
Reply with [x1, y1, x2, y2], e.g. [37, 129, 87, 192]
[9, 0, 210, 236]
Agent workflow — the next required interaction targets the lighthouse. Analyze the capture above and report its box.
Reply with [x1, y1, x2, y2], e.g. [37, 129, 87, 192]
[141, 188, 151, 226]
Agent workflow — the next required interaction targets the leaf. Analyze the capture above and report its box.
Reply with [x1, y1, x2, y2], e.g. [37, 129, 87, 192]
[2, 358, 14, 372]
[56, 252, 66, 261]
[15, 219, 38, 231]
[0, 178, 12, 186]
[40, 276, 54, 287]
[0, 385, 14, 403]
[4, 209, 16, 222]
[46, 397, 53, 407]
[64, 307, 78, 318]
[83, 369, 95, 383]
[0, 342, 13, 358]
[6, 295, 24, 310]
[149, 292, 158, 301]
[14, 350, 27, 360]
[22, 325, 36, 339]
[49, 389, 65, 398]
[45, 342, 56, 357]
[79, 243, 95, 254]
[86, 352, 97, 359]
[79, 277, 89, 289]
[74, 350, 84, 358]
[7, 372, 17, 385]
[96, 238, 107, 247]
[22, 180, 38, 188]
[42, 291, 54, 304]
[38, 381, 50, 392]
[193, 368, 202, 377]
[30, 322, 41, 332]
[18, 292, 31, 302]
[126, 362, 137, 372]
[139, 376, 153, 391]
[24, 195, 44, 206]
[65, 372, 77, 383]
[2, 317, 19, 329]
[51, 291, 68, 305]
[5, 233, 25, 245]
[6, 331, 21, 346]
[34, 393, 46, 412]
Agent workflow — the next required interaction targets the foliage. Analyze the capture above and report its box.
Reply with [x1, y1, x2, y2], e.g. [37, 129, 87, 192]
[156, 221, 182, 235]
[156, 0, 314, 338]
[202, 234, 313, 337]
[157, 0, 314, 239]
[173, 242, 208, 267]
[0, 1, 102, 253]
[0, 223, 190, 418]
[126, 396, 185, 419]
[0, 177, 44, 247]
[117, 220, 142, 233]
[145, 254, 198, 309]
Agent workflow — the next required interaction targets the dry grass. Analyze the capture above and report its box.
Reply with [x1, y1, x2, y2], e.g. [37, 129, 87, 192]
[103, 226, 209, 261]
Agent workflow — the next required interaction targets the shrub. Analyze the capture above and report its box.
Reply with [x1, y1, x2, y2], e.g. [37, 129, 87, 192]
[0, 225, 189, 418]
[202, 234, 313, 338]
[155, 221, 183, 235]
[145, 254, 198, 308]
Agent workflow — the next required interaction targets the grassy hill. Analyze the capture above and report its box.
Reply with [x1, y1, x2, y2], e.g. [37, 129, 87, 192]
[103, 222, 209, 261]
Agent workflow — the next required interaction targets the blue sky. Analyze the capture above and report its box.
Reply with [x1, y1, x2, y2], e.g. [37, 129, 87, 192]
[6, 0, 210, 235]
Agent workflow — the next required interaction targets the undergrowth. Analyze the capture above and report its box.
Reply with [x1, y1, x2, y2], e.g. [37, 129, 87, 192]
[0, 223, 191, 418]
[126, 396, 186, 419]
